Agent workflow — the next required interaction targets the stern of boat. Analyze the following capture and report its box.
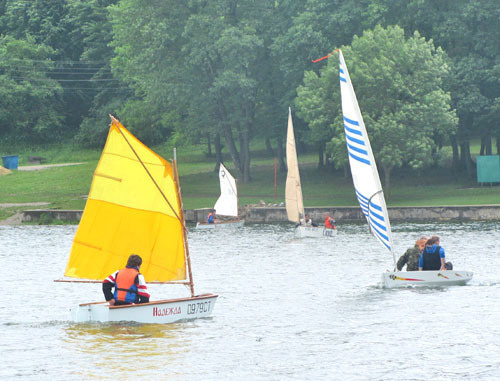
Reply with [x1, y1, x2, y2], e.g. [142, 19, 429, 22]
[71, 303, 110, 323]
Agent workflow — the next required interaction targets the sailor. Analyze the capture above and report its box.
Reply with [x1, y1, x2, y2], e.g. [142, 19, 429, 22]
[207, 209, 216, 224]
[397, 237, 427, 271]
[103, 254, 150, 305]
[324, 213, 336, 229]
[303, 214, 318, 227]
[418, 236, 446, 271]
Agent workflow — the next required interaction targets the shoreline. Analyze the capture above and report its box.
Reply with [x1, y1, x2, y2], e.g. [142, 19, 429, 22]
[3, 204, 500, 225]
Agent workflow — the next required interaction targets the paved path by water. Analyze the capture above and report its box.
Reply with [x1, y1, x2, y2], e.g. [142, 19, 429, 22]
[17, 162, 84, 171]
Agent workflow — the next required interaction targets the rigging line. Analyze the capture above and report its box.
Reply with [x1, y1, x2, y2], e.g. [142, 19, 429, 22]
[8, 70, 113, 75]
[10, 77, 121, 82]
[5, 58, 108, 64]
[110, 115, 187, 230]
[2, 66, 113, 71]
[20, 86, 131, 90]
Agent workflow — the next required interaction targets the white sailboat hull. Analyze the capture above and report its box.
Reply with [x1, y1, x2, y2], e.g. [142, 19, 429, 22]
[382, 271, 473, 288]
[71, 294, 218, 323]
[294, 225, 337, 238]
[195, 220, 245, 229]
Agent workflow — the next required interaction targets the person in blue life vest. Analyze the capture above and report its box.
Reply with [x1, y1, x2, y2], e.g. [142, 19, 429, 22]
[207, 209, 216, 224]
[418, 236, 447, 271]
[103, 254, 150, 305]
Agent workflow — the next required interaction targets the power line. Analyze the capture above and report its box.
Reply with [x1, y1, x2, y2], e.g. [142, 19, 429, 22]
[6, 58, 109, 65]
[8, 68, 113, 75]
[11, 77, 121, 82]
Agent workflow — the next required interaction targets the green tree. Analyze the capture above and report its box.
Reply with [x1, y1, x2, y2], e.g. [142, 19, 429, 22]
[0, 35, 62, 143]
[365, 0, 500, 175]
[298, 25, 458, 196]
[67, 0, 130, 148]
[109, 0, 266, 182]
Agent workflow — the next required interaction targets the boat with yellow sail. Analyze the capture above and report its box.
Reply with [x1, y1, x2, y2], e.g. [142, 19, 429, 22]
[60, 116, 218, 323]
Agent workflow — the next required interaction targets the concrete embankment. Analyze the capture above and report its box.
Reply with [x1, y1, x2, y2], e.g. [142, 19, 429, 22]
[19, 205, 500, 225]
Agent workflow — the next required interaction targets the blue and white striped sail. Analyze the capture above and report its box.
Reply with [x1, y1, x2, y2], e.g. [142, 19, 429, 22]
[338, 50, 394, 259]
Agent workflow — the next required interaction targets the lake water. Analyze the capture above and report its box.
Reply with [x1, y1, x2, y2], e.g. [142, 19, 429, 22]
[1, 222, 499, 380]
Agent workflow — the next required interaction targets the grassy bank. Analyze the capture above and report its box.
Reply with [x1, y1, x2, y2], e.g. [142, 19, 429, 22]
[1, 142, 499, 221]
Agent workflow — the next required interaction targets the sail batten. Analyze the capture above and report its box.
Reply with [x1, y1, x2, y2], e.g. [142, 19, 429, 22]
[64, 118, 187, 282]
[338, 50, 394, 259]
[285, 108, 305, 223]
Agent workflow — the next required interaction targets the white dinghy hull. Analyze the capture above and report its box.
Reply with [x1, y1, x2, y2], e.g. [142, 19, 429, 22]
[71, 294, 218, 323]
[195, 220, 245, 229]
[295, 225, 337, 238]
[382, 271, 473, 288]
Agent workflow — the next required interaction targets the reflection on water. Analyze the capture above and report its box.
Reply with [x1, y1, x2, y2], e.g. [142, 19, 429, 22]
[1, 221, 499, 379]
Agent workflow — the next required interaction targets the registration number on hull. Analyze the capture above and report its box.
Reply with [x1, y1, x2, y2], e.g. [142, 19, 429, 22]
[187, 301, 212, 315]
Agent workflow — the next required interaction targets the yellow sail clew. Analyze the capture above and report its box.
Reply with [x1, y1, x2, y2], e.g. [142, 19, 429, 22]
[64, 117, 186, 282]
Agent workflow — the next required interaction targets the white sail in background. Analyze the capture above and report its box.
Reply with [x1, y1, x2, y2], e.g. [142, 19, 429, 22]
[214, 162, 238, 217]
[285, 107, 305, 223]
[338, 50, 394, 257]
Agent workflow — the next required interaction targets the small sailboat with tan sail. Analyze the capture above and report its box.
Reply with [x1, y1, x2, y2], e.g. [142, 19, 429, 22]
[56, 116, 218, 323]
[285, 108, 337, 238]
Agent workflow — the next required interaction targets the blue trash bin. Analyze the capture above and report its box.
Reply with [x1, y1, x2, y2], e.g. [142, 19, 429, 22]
[2, 155, 19, 170]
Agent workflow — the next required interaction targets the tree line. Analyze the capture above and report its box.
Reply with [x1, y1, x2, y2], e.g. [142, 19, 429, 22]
[0, 0, 498, 185]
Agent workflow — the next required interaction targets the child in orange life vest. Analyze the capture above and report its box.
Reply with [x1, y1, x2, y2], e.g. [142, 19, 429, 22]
[103, 254, 150, 305]
[324, 213, 336, 229]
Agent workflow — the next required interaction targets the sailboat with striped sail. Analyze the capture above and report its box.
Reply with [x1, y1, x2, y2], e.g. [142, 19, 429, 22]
[59, 116, 218, 322]
[285, 107, 337, 238]
[338, 49, 472, 287]
[196, 162, 244, 229]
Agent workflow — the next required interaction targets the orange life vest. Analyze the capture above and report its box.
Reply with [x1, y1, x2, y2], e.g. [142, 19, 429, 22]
[325, 217, 336, 229]
[114, 267, 139, 303]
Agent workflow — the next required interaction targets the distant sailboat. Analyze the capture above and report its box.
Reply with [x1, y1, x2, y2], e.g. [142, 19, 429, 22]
[59, 116, 218, 322]
[338, 49, 472, 287]
[285, 108, 337, 238]
[196, 162, 244, 229]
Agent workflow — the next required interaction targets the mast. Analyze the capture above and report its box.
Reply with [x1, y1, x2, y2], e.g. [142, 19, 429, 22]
[173, 148, 195, 297]
[235, 178, 239, 220]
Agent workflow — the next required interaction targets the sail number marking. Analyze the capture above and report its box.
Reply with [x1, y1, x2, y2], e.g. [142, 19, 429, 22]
[187, 301, 211, 315]
[323, 229, 334, 237]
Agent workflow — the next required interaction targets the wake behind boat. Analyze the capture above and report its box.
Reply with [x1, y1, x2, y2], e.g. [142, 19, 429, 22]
[285, 108, 337, 238]
[338, 50, 472, 288]
[196, 162, 244, 229]
[59, 116, 217, 323]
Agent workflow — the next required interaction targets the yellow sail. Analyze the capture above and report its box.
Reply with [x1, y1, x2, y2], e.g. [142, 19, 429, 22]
[285, 108, 305, 223]
[64, 117, 186, 282]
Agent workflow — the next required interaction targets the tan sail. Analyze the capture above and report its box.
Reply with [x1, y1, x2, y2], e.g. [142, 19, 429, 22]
[285, 108, 305, 223]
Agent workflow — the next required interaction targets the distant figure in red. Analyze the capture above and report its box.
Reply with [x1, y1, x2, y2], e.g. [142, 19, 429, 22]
[324, 213, 336, 229]
[103, 254, 150, 305]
